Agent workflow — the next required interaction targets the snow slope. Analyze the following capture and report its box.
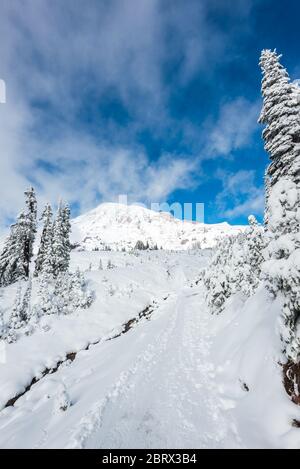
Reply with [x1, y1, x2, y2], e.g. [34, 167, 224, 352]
[71, 203, 245, 251]
[0, 250, 300, 449]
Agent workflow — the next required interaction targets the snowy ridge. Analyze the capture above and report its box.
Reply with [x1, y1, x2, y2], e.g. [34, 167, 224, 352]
[71, 203, 245, 251]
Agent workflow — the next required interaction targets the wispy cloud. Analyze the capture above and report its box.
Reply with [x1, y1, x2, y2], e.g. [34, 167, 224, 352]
[216, 169, 264, 220]
[0, 0, 256, 225]
[206, 98, 260, 158]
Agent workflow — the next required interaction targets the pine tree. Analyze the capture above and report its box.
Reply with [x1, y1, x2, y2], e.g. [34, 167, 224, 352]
[36, 273, 56, 316]
[0, 212, 28, 286]
[23, 187, 37, 277]
[52, 202, 71, 278]
[50, 269, 93, 315]
[204, 217, 264, 314]
[135, 240, 146, 250]
[52, 202, 64, 277]
[22, 277, 32, 323]
[98, 259, 103, 271]
[54, 272, 71, 315]
[0, 187, 37, 286]
[69, 268, 93, 309]
[0, 305, 5, 340]
[259, 50, 300, 362]
[259, 50, 300, 201]
[34, 204, 53, 276]
[10, 283, 27, 330]
[62, 203, 71, 270]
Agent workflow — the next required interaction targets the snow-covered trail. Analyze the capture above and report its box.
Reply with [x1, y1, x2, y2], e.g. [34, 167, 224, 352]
[80, 287, 240, 449]
[0, 279, 241, 449]
[1, 250, 300, 449]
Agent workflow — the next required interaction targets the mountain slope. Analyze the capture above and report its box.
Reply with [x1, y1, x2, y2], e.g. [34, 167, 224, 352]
[71, 203, 245, 251]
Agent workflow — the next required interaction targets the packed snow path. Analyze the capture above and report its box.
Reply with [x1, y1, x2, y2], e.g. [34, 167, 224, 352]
[75, 289, 239, 449]
[0, 282, 240, 449]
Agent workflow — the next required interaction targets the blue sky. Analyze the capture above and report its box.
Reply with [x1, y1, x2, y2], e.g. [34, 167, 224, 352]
[0, 0, 299, 226]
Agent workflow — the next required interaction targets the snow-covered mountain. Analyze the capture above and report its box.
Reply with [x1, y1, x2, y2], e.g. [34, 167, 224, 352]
[71, 203, 245, 251]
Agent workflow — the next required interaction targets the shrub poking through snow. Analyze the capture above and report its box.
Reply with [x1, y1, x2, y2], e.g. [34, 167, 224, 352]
[53, 384, 71, 414]
[204, 216, 264, 313]
[107, 259, 115, 269]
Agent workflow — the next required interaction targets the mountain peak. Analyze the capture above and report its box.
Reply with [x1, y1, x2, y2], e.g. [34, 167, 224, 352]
[71, 203, 244, 251]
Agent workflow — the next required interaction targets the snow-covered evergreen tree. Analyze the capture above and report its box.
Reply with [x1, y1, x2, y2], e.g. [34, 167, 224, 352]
[204, 217, 264, 314]
[0, 187, 37, 286]
[23, 187, 37, 277]
[69, 268, 94, 309]
[53, 272, 71, 315]
[36, 274, 57, 316]
[34, 204, 53, 276]
[135, 240, 147, 250]
[52, 269, 94, 315]
[62, 203, 71, 271]
[10, 283, 27, 330]
[0, 306, 5, 340]
[52, 202, 71, 278]
[259, 49, 300, 362]
[259, 50, 300, 202]
[0, 212, 28, 286]
[22, 277, 33, 323]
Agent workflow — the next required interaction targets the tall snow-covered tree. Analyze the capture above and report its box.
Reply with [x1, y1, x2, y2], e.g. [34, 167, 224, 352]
[259, 50, 300, 362]
[0, 212, 28, 286]
[62, 203, 71, 270]
[259, 49, 300, 224]
[0, 187, 37, 286]
[52, 202, 71, 278]
[23, 187, 37, 277]
[34, 204, 53, 276]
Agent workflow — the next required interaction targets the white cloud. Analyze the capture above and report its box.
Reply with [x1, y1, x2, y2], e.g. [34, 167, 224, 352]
[0, 0, 255, 226]
[216, 169, 264, 220]
[25, 133, 198, 216]
[206, 98, 260, 157]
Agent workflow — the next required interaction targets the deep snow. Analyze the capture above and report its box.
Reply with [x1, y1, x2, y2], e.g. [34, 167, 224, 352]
[0, 250, 300, 449]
